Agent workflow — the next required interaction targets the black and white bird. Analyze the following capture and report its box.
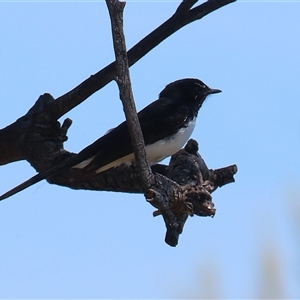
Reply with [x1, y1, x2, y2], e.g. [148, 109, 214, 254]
[0, 78, 221, 200]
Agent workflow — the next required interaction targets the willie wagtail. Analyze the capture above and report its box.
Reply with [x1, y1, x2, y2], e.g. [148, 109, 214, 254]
[0, 78, 221, 200]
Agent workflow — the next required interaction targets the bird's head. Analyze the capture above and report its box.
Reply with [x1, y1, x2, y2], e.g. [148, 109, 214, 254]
[159, 78, 221, 107]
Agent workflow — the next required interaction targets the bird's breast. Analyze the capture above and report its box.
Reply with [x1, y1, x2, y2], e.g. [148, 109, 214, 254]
[145, 118, 196, 164]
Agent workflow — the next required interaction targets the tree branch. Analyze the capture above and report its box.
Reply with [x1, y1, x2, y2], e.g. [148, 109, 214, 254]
[105, 0, 153, 192]
[41, 0, 235, 121]
[104, 0, 201, 238]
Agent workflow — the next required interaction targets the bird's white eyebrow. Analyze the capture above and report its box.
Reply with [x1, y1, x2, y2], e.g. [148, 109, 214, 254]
[195, 82, 206, 88]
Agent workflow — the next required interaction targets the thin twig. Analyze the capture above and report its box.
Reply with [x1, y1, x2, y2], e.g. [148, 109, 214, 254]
[105, 0, 153, 191]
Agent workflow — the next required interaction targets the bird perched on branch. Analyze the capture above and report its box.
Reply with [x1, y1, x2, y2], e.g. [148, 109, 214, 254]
[0, 78, 221, 200]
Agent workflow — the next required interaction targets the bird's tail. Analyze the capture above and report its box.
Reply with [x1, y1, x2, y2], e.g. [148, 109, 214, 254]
[0, 155, 81, 201]
[0, 172, 51, 201]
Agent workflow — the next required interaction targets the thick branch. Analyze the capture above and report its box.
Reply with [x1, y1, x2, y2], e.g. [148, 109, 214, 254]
[0, 122, 25, 164]
[0, 94, 65, 165]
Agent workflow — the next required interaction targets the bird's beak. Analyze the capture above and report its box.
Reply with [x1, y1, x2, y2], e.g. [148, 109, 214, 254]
[207, 87, 222, 95]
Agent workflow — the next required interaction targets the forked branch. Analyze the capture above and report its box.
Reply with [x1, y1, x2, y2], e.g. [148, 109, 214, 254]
[0, 0, 237, 246]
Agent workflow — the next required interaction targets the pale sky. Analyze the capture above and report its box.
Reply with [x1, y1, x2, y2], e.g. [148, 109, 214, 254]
[0, 1, 300, 298]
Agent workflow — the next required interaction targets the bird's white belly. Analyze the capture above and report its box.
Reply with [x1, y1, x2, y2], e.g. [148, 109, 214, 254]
[75, 119, 196, 173]
[145, 118, 196, 164]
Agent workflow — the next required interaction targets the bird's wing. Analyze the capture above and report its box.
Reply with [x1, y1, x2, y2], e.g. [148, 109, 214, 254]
[139, 97, 190, 144]
[74, 97, 190, 180]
